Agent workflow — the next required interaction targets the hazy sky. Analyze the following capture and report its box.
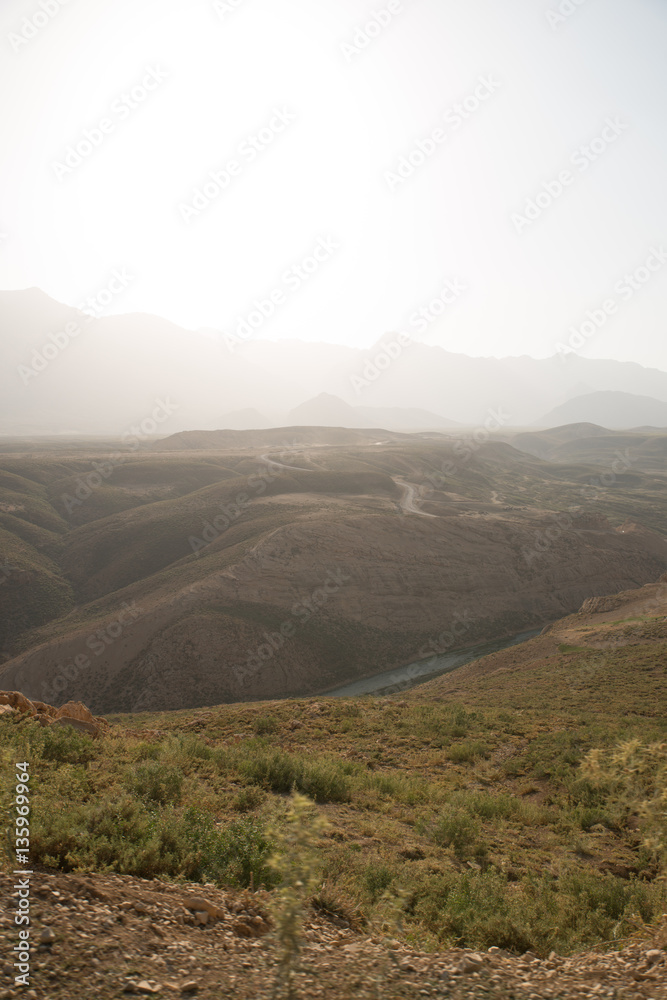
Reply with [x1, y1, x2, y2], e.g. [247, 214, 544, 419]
[1, 0, 667, 368]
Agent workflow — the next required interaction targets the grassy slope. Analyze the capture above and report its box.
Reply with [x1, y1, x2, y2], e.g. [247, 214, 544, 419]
[1, 582, 665, 957]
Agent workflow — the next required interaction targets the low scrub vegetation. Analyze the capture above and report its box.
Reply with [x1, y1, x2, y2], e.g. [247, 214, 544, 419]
[1, 685, 665, 957]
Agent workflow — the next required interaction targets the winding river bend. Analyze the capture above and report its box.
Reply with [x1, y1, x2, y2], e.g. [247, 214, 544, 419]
[325, 628, 542, 698]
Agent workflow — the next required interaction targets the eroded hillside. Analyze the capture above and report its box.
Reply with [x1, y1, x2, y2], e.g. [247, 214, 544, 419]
[0, 431, 666, 712]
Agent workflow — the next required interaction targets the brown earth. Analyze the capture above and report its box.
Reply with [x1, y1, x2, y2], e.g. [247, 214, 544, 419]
[1, 438, 666, 714]
[422, 575, 667, 704]
[1, 870, 665, 999]
[1, 504, 666, 715]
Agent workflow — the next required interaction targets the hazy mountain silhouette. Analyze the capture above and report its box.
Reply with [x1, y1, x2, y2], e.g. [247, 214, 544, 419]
[537, 391, 667, 429]
[4, 289, 667, 434]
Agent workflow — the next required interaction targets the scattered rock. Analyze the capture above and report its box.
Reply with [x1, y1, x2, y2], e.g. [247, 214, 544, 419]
[180, 982, 200, 994]
[181, 895, 225, 920]
[194, 911, 209, 927]
[39, 927, 55, 944]
[457, 952, 484, 974]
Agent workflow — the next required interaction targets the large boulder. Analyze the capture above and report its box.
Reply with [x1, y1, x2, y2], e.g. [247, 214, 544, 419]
[32, 700, 58, 718]
[0, 691, 36, 715]
[55, 701, 96, 724]
[0, 691, 106, 737]
[49, 716, 101, 739]
[55, 701, 108, 730]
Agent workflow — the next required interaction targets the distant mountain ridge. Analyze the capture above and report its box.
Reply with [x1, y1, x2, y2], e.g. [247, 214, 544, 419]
[537, 391, 667, 429]
[3, 288, 667, 434]
[284, 394, 457, 430]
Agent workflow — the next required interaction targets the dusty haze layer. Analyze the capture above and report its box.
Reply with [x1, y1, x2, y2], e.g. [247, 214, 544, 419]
[4, 290, 667, 436]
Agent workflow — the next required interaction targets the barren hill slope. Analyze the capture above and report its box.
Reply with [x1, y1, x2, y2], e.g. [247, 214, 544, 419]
[1, 434, 666, 712]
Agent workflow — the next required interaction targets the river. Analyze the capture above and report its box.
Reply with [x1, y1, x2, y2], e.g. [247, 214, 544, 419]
[324, 628, 542, 698]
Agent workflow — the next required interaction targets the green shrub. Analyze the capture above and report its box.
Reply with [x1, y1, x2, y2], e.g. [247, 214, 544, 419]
[559, 869, 656, 925]
[240, 749, 351, 803]
[167, 734, 214, 764]
[202, 815, 278, 888]
[575, 806, 615, 831]
[582, 739, 667, 865]
[253, 714, 279, 736]
[30, 793, 276, 888]
[128, 760, 184, 805]
[31, 793, 169, 876]
[448, 740, 488, 764]
[300, 761, 351, 804]
[241, 749, 301, 793]
[410, 866, 667, 955]
[129, 741, 161, 762]
[34, 725, 99, 765]
[363, 863, 395, 901]
[428, 807, 482, 857]
[232, 786, 266, 812]
[448, 790, 549, 826]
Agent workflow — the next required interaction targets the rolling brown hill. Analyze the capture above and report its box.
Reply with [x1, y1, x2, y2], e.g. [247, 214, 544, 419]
[0, 432, 666, 712]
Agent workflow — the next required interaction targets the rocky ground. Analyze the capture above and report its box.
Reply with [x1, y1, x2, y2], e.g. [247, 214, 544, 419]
[1, 870, 665, 1000]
